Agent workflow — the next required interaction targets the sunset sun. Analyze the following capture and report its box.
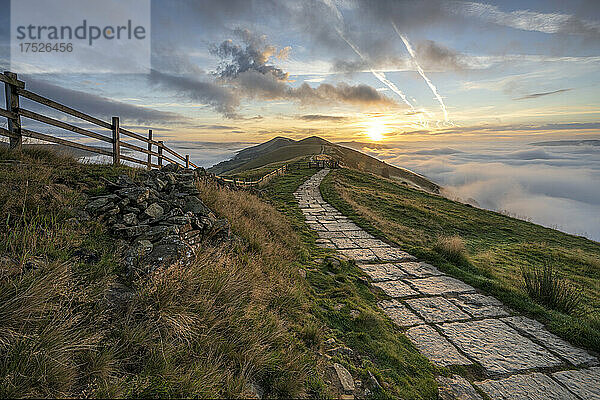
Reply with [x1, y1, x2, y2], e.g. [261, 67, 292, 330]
[365, 119, 387, 141]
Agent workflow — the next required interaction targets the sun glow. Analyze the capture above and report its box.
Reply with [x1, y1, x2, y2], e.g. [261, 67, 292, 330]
[365, 119, 388, 141]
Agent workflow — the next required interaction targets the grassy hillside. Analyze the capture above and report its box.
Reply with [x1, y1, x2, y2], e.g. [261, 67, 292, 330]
[0, 148, 439, 399]
[210, 136, 440, 193]
[0, 147, 325, 397]
[321, 168, 600, 353]
[208, 137, 295, 175]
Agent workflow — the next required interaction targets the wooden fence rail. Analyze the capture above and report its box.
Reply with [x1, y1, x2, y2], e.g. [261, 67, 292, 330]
[0, 71, 196, 170]
[0, 71, 338, 188]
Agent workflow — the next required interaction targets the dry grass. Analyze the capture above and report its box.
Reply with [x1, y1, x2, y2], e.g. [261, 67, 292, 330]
[433, 236, 469, 265]
[0, 148, 324, 398]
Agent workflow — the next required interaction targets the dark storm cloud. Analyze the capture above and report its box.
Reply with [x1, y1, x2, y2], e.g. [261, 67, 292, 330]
[24, 78, 182, 124]
[148, 70, 240, 118]
[514, 88, 572, 100]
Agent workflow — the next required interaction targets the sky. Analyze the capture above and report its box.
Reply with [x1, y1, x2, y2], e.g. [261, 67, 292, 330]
[0, 0, 599, 240]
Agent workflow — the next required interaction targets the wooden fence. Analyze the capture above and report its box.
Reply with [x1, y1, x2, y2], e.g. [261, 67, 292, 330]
[215, 164, 288, 188]
[0, 71, 338, 187]
[0, 71, 196, 170]
[308, 159, 339, 169]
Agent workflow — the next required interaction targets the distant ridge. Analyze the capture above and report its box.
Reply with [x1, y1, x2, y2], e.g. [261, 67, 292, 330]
[208, 136, 440, 193]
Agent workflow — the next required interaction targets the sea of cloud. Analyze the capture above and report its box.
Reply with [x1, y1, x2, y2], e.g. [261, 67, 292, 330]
[357, 139, 600, 241]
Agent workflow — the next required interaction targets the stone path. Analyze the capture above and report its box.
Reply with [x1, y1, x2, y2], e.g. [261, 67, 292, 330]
[295, 169, 600, 400]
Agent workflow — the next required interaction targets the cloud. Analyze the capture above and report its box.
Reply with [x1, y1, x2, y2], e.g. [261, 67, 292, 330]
[415, 40, 469, 71]
[514, 88, 573, 100]
[451, 1, 600, 37]
[210, 28, 289, 80]
[290, 81, 398, 107]
[532, 139, 600, 147]
[208, 29, 398, 109]
[371, 141, 600, 240]
[188, 124, 239, 130]
[148, 70, 240, 118]
[24, 77, 183, 125]
[502, 149, 557, 160]
[412, 147, 463, 155]
[299, 114, 348, 121]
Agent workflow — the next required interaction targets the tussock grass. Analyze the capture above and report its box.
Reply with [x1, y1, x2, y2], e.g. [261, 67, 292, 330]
[434, 236, 468, 265]
[522, 262, 583, 314]
[0, 147, 324, 398]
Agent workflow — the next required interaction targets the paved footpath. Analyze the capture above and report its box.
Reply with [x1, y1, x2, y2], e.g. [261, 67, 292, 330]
[295, 169, 600, 400]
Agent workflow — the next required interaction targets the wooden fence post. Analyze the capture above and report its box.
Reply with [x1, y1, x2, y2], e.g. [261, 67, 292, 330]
[111, 117, 120, 165]
[147, 129, 152, 170]
[4, 72, 22, 150]
[185, 154, 189, 169]
[158, 140, 163, 167]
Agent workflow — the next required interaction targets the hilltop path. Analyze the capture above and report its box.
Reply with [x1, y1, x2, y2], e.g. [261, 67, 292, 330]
[295, 169, 600, 399]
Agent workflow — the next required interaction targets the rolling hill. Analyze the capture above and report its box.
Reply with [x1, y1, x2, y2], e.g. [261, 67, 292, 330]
[208, 136, 440, 193]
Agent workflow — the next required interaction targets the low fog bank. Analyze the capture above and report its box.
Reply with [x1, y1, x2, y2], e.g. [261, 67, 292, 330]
[360, 139, 600, 242]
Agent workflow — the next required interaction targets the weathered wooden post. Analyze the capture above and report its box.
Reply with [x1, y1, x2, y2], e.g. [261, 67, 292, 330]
[158, 140, 164, 167]
[147, 129, 152, 170]
[111, 117, 120, 165]
[4, 72, 22, 150]
[185, 154, 189, 169]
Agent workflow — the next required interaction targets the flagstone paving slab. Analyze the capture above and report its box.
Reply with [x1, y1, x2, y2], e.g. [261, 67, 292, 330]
[407, 275, 476, 296]
[502, 316, 597, 367]
[451, 293, 509, 318]
[338, 248, 378, 262]
[371, 247, 416, 261]
[353, 238, 389, 248]
[396, 261, 443, 277]
[438, 319, 563, 375]
[317, 231, 347, 239]
[344, 230, 374, 239]
[315, 239, 337, 249]
[323, 222, 360, 231]
[372, 280, 419, 298]
[358, 263, 410, 282]
[405, 296, 471, 323]
[406, 325, 473, 367]
[552, 367, 600, 400]
[437, 375, 482, 400]
[330, 237, 360, 249]
[475, 372, 577, 400]
[378, 299, 423, 327]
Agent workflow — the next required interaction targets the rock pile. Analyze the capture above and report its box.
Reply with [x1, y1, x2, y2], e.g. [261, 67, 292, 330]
[84, 164, 230, 275]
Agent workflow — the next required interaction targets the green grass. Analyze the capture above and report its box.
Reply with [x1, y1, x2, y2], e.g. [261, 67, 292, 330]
[320, 168, 600, 353]
[0, 147, 323, 398]
[0, 147, 439, 398]
[228, 144, 322, 174]
[262, 168, 439, 399]
[224, 155, 308, 181]
[212, 135, 439, 193]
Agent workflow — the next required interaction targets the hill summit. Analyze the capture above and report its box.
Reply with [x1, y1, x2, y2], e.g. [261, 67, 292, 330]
[208, 136, 440, 193]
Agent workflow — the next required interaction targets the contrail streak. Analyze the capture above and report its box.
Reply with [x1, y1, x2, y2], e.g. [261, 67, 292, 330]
[392, 22, 450, 122]
[338, 33, 415, 110]
[321, 0, 418, 113]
